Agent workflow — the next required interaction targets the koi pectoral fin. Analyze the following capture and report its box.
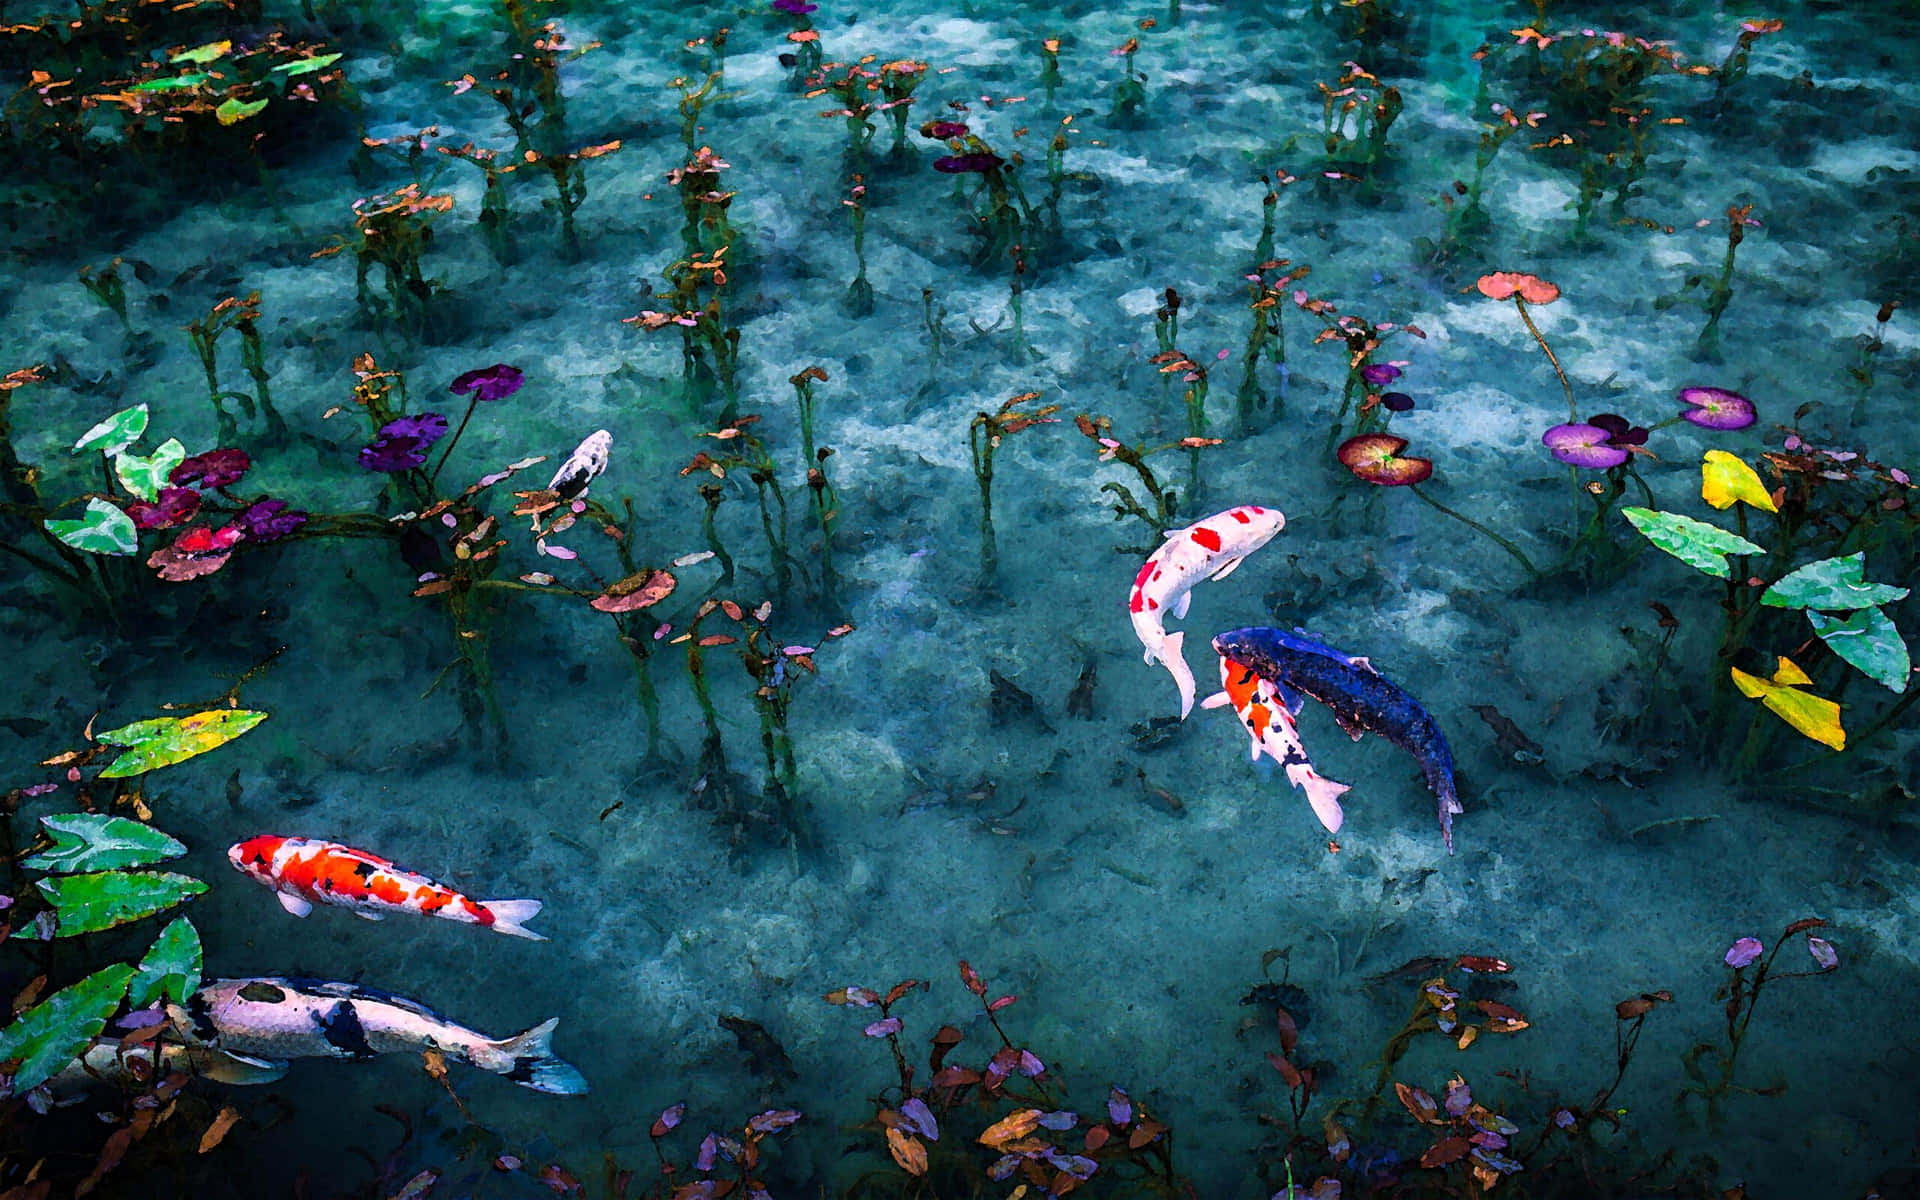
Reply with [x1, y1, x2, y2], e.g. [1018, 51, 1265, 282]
[276, 892, 313, 918]
[1172, 590, 1191, 620]
[1198, 691, 1230, 710]
[1208, 554, 1247, 582]
[352, 910, 385, 922]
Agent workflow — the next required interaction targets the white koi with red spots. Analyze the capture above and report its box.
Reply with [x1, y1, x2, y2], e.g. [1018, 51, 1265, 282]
[1201, 652, 1353, 837]
[228, 835, 546, 941]
[1127, 505, 1286, 717]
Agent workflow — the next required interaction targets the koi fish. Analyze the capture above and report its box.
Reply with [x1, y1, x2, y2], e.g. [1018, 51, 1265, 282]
[1201, 651, 1353, 837]
[169, 977, 588, 1095]
[45, 1037, 288, 1093]
[1128, 505, 1286, 718]
[1211, 627, 1462, 852]
[228, 835, 545, 941]
[548, 429, 611, 500]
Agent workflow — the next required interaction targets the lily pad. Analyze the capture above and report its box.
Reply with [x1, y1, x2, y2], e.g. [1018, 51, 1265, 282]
[95, 709, 269, 779]
[1808, 607, 1911, 694]
[171, 40, 232, 65]
[215, 97, 269, 126]
[128, 73, 211, 93]
[1700, 450, 1778, 514]
[1761, 553, 1909, 612]
[113, 438, 186, 502]
[1731, 658, 1845, 750]
[45, 499, 137, 556]
[1622, 508, 1763, 579]
[273, 53, 343, 76]
[23, 813, 186, 873]
[19, 871, 207, 939]
[0, 964, 135, 1094]
[128, 916, 203, 1008]
[72, 404, 149, 456]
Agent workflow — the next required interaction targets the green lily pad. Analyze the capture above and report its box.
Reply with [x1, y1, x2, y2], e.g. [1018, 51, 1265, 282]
[113, 438, 186, 502]
[1762, 553, 1909, 612]
[170, 40, 231, 65]
[128, 916, 203, 1009]
[72, 404, 149, 455]
[1808, 606, 1911, 694]
[0, 964, 135, 1094]
[129, 73, 211, 93]
[1622, 507, 1764, 580]
[45, 499, 136, 557]
[19, 871, 207, 939]
[273, 53, 343, 76]
[23, 813, 186, 873]
[215, 96, 269, 126]
[95, 709, 269, 779]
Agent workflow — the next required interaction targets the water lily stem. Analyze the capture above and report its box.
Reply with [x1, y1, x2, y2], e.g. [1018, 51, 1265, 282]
[1409, 484, 1540, 580]
[429, 396, 482, 488]
[1514, 297, 1576, 421]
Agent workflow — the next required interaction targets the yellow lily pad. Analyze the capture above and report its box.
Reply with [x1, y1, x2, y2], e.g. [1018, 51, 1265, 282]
[1730, 657, 1844, 749]
[1701, 450, 1778, 513]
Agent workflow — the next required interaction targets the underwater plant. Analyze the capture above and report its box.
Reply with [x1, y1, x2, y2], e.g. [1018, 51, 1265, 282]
[1680, 919, 1839, 1125]
[313, 184, 454, 340]
[967, 392, 1060, 584]
[1709, 18, 1784, 115]
[1038, 36, 1065, 108]
[790, 365, 841, 609]
[827, 960, 1186, 1193]
[1655, 202, 1762, 361]
[437, 140, 518, 265]
[1109, 36, 1148, 125]
[1311, 62, 1403, 196]
[808, 57, 886, 175]
[1424, 102, 1544, 266]
[628, 245, 742, 419]
[184, 291, 287, 443]
[1074, 412, 1221, 553]
[843, 175, 874, 316]
[682, 416, 794, 606]
[667, 144, 739, 257]
[929, 130, 1038, 269]
[1291, 286, 1425, 448]
[1337, 433, 1543, 581]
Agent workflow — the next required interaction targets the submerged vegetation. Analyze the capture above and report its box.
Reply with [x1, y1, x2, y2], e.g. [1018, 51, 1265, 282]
[1, 0, 1916, 1197]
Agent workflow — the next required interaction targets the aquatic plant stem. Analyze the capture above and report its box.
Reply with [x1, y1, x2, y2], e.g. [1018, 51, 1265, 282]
[429, 395, 481, 488]
[1514, 297, 1576, 421]
[1408, 484, 1540, 579]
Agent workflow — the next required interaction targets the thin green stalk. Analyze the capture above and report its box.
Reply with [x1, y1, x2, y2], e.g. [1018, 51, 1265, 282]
[1409, 484, 1540, 579]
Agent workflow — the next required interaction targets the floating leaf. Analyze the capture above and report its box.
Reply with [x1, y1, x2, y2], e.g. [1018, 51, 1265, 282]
[129, 73, 211, 92]
[24, 813, 186, 873]
[198, 1106, 242, 1154]
[1421, 1136, 1474, 1167]
[0, 964, 134, 1093]
[72, 405, 149, 455]
[171, 40, 232, 65]
[1731, 658, 1845, 750]
[978, 1109, 1041, 1149]
[272, 52, 344, 76]
[1622, 507, 1763, 579]
[1761, 553, 1909, 612]
[590, 569, 676, 613]
[21, 871, 207, 938]
[46, 499, 137, 556]
[215, 97, 269, 125]
[129, 916, 203, 1008]
[1394, 1082, 1443, 1125]
[1807, 607, 1910, 693]
[113, 439, 187, 502]
[95, 709, 269, 778]
[1700, 450, 1778, 513]
[885, 1128, 928, 1176]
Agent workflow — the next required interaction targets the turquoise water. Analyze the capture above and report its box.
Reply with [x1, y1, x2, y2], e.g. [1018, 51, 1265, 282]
[3, 0, 1918, 1195]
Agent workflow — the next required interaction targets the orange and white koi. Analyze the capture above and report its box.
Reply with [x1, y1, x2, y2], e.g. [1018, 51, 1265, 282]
[1201, 650, 1353, 838]
[228, 835, 546, 941]
[1127, 505, 1286, 717]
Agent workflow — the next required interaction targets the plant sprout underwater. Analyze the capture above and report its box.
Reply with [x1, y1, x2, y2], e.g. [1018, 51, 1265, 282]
[3, 0, 1920, 1197]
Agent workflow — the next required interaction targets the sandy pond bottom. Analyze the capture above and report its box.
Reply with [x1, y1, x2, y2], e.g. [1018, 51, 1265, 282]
[4, 0, 1920, 1195]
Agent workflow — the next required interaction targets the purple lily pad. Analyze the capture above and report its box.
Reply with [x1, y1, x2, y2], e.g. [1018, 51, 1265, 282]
[1678, 386, 1757, 431]
[449, 363, 525, 402]
[1724, 936, 1763, 968]
[1542, 423, 1630, 469]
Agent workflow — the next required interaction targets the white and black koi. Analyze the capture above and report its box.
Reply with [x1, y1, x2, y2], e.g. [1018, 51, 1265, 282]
[169, 978, 588, 1095]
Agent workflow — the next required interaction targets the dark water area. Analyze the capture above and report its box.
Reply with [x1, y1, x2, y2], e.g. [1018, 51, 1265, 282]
[3, 0, 1919, 1197]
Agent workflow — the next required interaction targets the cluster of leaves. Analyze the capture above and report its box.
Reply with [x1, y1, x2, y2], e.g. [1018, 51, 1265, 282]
[633, 1100, 803, 1200]
[828, 960, 1183, 1195]
[1, 2, 347, 172]
[0, 703, 268, 1189]
[1625, 446, 1912, 750]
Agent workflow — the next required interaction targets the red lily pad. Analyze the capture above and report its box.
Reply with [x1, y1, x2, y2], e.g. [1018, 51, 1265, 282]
[590, 569, 676, 613]
[1337, 434, 1433, 486]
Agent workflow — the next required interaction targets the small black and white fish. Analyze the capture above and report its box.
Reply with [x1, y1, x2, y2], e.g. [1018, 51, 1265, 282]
[548, 430, 611, 500]
[168, 978, 588, 1095]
